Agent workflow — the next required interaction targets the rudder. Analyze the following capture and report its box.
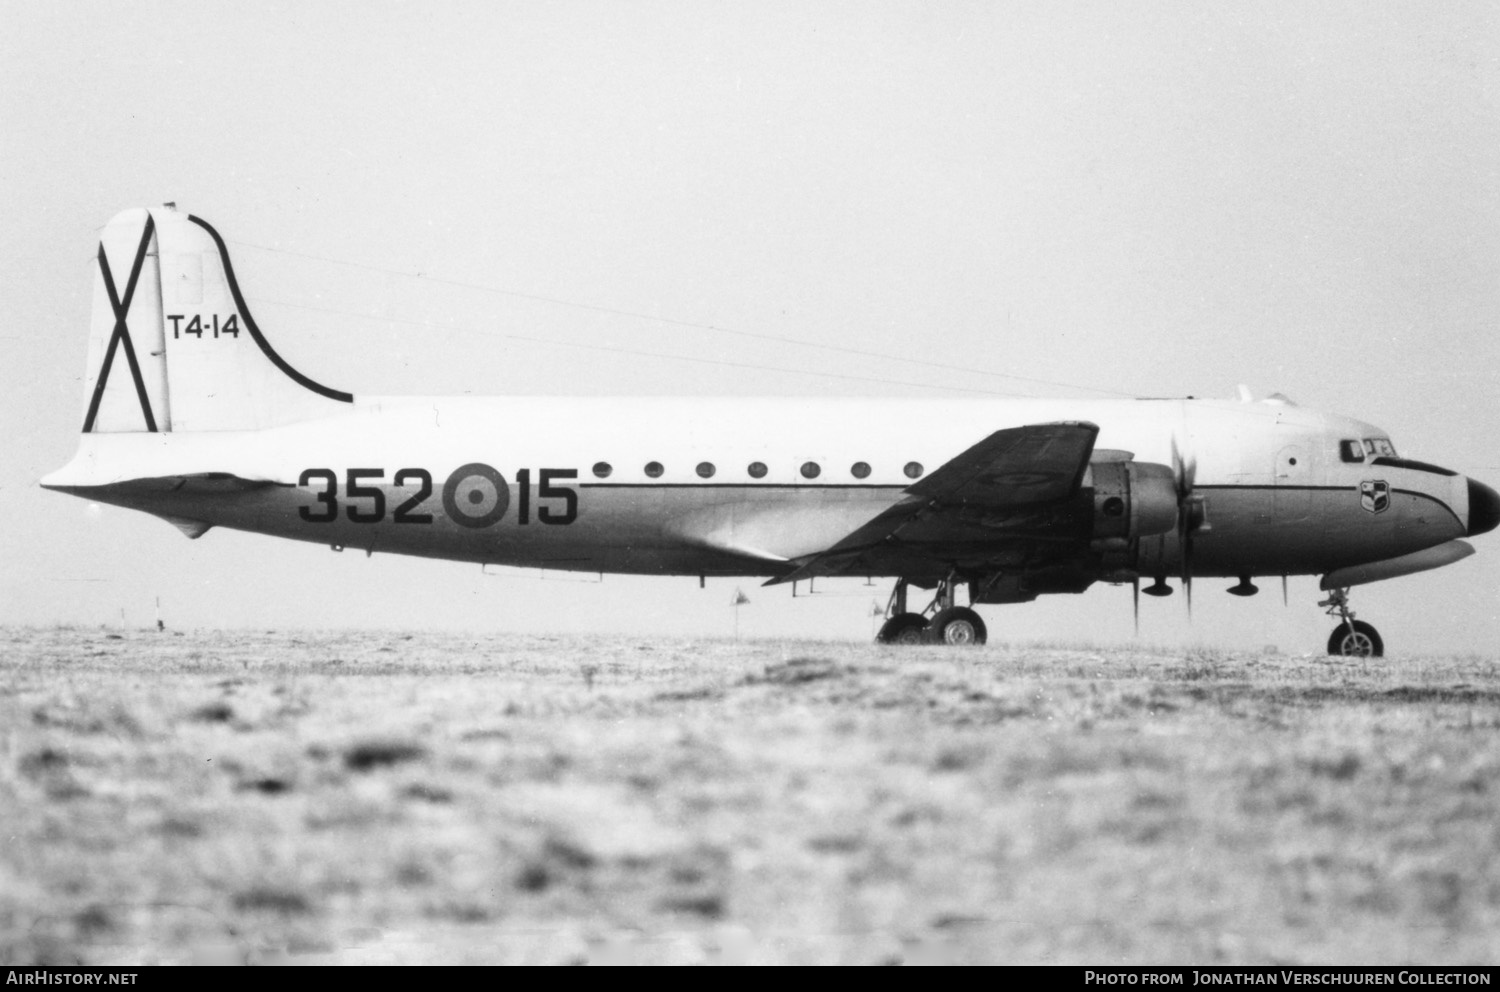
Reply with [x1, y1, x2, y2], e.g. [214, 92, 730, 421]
[82, 208, 168, 432]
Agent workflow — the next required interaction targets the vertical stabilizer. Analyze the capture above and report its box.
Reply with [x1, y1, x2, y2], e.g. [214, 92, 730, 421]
[79, 206, 353, 434]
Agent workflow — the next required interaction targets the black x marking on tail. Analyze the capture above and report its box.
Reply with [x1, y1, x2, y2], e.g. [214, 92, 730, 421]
[82, 215, 159, 433]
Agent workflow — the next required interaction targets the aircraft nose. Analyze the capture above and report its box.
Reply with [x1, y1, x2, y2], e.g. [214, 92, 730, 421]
[1468, 477, 1500, 537]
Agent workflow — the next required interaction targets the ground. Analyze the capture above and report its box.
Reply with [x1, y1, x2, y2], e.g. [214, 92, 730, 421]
[2, 626, 1499, 965]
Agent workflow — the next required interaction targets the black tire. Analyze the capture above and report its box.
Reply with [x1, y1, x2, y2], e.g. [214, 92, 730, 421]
[927, 606, 988, 646]
[876, 612, 929, 645]
[1327, 620, 1384, 658]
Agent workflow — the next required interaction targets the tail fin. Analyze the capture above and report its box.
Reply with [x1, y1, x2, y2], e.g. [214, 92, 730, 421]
[81, 206, 352, 433]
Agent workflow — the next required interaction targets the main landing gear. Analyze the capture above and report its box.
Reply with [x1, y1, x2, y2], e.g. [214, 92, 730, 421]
[1319, 587, 1384, 657]
[875, 577, 988, 646]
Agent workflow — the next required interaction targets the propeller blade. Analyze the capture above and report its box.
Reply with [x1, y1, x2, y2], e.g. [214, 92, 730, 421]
[1184, 543, 1193, 619]
[1179, 521, 1194, 619]
[1170, 435, 1197, 495]
[1282, 574, 1288, 607]
[1133, 577, 1140, 635]
[1171, 433, 1198, 620]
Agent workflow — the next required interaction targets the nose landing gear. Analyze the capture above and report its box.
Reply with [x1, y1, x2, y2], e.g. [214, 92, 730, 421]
[875, 576, 988, 646]
[1319, 587, 1384, 657]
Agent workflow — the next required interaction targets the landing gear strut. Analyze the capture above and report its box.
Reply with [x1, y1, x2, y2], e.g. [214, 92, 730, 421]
[1319, 587, 1384, 657]
[876, 579, 928, 644]
[875, 576, 988, 646]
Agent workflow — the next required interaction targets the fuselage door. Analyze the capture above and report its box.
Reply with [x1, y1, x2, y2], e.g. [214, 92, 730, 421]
[1274, 443, 1312, 521]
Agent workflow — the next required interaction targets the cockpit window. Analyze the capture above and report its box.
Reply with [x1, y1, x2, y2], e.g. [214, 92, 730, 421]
[1364, 438, 1397, 458]
[1339, 440, 1365, 463]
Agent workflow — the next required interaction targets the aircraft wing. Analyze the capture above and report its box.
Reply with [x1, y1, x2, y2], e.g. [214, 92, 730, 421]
[765, 421, 1099, 585]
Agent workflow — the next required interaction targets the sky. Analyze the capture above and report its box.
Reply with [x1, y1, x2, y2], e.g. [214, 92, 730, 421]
[2, 1, 1497, 653]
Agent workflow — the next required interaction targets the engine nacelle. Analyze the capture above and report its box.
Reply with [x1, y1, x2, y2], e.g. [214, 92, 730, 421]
[1089, 461, 1178, 541]
[972, 459, 1182, 600]
[970, 461, 1180, 602]
[971, 566, 1095, 604]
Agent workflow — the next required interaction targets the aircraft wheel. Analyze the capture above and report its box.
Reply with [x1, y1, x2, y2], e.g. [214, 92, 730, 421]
[876, 613, 929, 645]
[927, 607, 988, 646]
[1327, 620, 1384, 658]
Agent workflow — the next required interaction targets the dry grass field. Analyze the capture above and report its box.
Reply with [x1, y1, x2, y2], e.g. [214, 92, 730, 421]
[2, 625, 1499, 965]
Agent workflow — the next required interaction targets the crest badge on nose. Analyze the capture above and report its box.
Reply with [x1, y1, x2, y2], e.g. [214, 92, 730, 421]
[1359, 480, 1390, 515]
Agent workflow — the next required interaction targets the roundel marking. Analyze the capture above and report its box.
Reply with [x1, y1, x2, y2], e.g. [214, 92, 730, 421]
[442, 462, 510, 528]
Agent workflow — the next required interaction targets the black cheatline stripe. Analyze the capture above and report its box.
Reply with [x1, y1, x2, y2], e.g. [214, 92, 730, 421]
[187, 215, 353, 403]
[83, 216, 158, 432]
[1392, 488, 1463, 530]
[1372, 456, 1458, 477]
[1197, 484, 1344, 492]
[1201, 484, 1462, 527]
[578, 483, 907, 490]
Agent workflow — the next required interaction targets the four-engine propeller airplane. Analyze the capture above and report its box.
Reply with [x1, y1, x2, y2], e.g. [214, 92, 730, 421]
[43, 207, 1500, 654]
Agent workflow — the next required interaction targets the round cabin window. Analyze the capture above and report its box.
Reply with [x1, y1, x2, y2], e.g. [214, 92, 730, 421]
[644, 461, 664, 479]
[851, 461, 871, 479]
[592, 462, 612, 479]
[696, 462, 716, 479]
[904, 461, 924, 479]
[747, 461, 768, 479]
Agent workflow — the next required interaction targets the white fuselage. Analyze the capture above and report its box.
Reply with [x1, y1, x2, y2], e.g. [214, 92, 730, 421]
[44, 394, 1477, 582]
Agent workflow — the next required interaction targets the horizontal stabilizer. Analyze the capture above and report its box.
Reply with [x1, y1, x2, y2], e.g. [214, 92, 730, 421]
[164, 472, 291, 492]
[42, 471, 288, 495]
